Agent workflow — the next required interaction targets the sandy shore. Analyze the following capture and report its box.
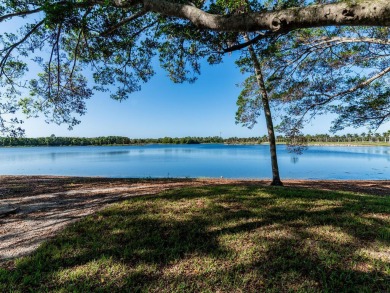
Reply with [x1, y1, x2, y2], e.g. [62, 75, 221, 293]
[0, 176, 389, 267]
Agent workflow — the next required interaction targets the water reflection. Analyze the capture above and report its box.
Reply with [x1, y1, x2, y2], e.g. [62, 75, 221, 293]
[182, 149, 193, 153]
[0, 144, 389, 179]
[97, 151, 130, 156]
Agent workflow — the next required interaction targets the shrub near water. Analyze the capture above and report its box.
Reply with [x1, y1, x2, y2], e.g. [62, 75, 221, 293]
[1, 185, 389, 292]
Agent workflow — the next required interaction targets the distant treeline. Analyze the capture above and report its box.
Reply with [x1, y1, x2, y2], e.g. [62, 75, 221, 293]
[0, 132, 389, 147]
[0, 135, 224, 147]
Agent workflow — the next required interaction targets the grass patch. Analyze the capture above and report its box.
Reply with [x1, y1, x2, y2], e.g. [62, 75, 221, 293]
[1, 184, 389, 292]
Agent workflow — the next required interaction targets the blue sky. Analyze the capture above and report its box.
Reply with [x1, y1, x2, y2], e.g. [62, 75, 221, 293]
[22, 55, 249, 138]
[2, 18, 389, 138]
[20, 54, 389, 138]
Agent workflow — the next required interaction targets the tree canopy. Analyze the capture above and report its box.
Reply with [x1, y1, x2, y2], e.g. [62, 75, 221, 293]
[1, 0, 390, 135]
[236, 25, 390, 135]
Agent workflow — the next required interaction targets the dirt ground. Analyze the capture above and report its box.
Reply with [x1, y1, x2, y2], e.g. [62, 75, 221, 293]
[1, 176, 389, 267]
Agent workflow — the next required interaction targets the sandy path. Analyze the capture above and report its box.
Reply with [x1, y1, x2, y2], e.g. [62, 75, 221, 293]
[1, 176, 389, 265]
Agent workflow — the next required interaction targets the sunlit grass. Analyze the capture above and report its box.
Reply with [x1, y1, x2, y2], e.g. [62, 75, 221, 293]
[1, 185, 389, 292]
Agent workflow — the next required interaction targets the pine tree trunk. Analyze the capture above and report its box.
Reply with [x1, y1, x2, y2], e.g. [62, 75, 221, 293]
[245, 35, 283, 186]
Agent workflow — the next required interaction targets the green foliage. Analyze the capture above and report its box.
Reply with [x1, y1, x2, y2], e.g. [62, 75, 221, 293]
[42, 0, 77, 27]
[235, 75, 262, 129]
[0, 135, 226, 146]
[1, 132, 389, 147]
[235, 25, 390, 141]
[0, 0, 389, 137]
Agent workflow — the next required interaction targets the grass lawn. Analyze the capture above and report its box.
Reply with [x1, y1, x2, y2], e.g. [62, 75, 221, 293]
[1, 184, 389, 292]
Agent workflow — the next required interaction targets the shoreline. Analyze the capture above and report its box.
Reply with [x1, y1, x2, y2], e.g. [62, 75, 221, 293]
[306, 142, 390, 147]
[0, 175, 389, 182]
[1, 174, 389, 192]
[0, 142, 389, 148]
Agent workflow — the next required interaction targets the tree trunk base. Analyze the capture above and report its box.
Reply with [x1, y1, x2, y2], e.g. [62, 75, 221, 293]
[270, 179, 284, 186]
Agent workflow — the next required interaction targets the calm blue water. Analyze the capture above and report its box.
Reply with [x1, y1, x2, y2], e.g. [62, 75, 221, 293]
[0, 144, 389, 179]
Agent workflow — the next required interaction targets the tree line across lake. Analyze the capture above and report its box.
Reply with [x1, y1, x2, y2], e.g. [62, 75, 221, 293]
[1, 132, 390, 147]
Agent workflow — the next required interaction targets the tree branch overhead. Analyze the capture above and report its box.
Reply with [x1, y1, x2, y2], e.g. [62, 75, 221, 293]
[141, 0, 390, 32]
[1, 0, 390, 136]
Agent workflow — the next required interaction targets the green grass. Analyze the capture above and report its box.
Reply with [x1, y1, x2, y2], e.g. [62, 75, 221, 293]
[1, 185, 389, 292]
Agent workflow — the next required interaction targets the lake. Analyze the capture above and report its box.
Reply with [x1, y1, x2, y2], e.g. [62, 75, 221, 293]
[0, 144, 389, 179]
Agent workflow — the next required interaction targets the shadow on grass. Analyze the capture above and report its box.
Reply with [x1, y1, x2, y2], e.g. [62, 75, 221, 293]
[1, 184, 389, 292]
